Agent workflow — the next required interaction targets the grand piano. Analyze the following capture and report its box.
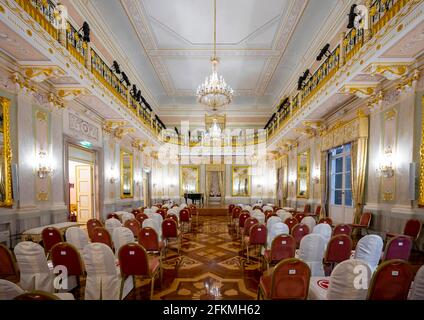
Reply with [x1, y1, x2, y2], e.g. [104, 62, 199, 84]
[184, 193, 204, 206]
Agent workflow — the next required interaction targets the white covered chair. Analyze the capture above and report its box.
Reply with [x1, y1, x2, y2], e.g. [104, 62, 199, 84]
[151, 206, 159, 213]
[112, 227, 135, 257]
[308, 259, 372, 300]
[298, 234, 326, 276]
[149, 213, 164, 238]
[312, 223, 332, 244]
[105, 218, 122, 235]
[143, 218, 162, 240]
[409, 264, 424, 300]
[121, 212, 135, 225]
[266, 222, 289, 250]
[65, 227, 89, 252]
[301, 217, 316, 233]
[179, 203, 188, 209]
[353, 234, 383, 273]
[277, 211, 292, 222]
[263, 205, 273, 212]
[252, 211, 265, 224]
[82, 243, 133, 300]
[0, 280, 75, 300]
[14, 241, 54, 292]
[266, 216, 282, 231]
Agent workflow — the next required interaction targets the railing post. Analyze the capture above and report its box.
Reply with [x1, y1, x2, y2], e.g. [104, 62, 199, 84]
[84, 42, 92, 70]
[58, 27, 67, 47]
[289, 97, 293, 115]
[364, 0, 373, 42]
[340, 31, 346, 66]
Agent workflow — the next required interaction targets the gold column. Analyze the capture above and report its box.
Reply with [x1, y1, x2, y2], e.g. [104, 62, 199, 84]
[0, 97, 13, 207]
[364, 0, 373, 42]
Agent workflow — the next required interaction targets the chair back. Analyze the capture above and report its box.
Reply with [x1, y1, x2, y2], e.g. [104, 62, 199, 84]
[180, 209, 190, 222]
[166, 214, 179, 225]
[14, 241, 53, 292]
[358, 212, 372, 227]
[232, 206, 242, 219]
[269, 258, 311, 300]
[324, 234, 353, 264]
[65, 227, 89, 252]
[51, 242, 84, 276]
[303, 204, 311, 213]
[249, 224, 267, 245]
[326, 259, 372, 300]
[269, 235, 296, 262]
[368, 260, 414, 300]
[138, 227, 161, 252]
[277, 211, 292, 222]
[252, 211, 265, 224]
[143, 218, 161, 239]
[244, 217, 259, 235]
[301, 217, 316, 233]
[312, 223, 332, 244]
[267, 223, 289, 249]
[238, 212, 250, 228]
[266, 216, 282, 231]
[298, 234, 326, 276]
[87, 219, 103, 240]
[41, 227, 63, 253]
[314, 205, 322, 216]
[131, 209, 141, 215]
[409, 264, 424, 300]
[354, 235, 384, 273]
[156, 209, 167, 220]
[333, 224, 352, 236]
[118, 243, 150, 277]
[107, 213, 120, 220]
[162, 218, 179, 238]
[318, 217, 333, 225]
[120, 213, 135, 225]
[404, 219, 422, 240]
[0, 244, 19, 281]
[291, 224, 310, 247]
[228, 204, 235, 214]
[383, 235, 412, 261]
[91, 227, 113, 249]
[136, 213, 149, 225]
[124, 219, 141, 237]
[265, 212, 278, 222]
[294, 213, 305, 223]
[112, 227, 135, 256]
[0, 279, 24, 300]
[104, 218, 122, 236]
[284, 218, 298, 233]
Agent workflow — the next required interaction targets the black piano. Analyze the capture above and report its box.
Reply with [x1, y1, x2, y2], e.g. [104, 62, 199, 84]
[184, 193, 204, 206]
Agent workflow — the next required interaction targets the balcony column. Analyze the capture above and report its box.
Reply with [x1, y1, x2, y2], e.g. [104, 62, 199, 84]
[364, 0, 373, 42]
[84, 42, 92, 70]
[58, 28, 67, 47]
[340, 31, 346, 66]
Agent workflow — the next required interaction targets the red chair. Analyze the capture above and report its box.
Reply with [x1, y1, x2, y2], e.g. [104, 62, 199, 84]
[118, 243, 161, 299]
[284, 218, 298, 233]
[383, 235, 413, 261]
[231, 207, 242, 226]
[237, 212, 250, 238]
[228, 204, 235, 214]
[41, 227, 63, 257]
[244, 223, 267, 263]
[51, 242, 84, 288]
[291, 224, 310, 248]
[308, 205, 321, 217]
[179, 209, 191, 233]
[87, 219, 103, 240]
[124, 219, 141, 238]
[0, 244, 19, 283]
[135, 213, 149, 226]
[166, 214, 179, 225]
[263, 234, 296, 270]
[324, 234, 353, 274]
[258, 258, 311, 300]
[386, 219, 422, 249]
[138, 227, 164, 256]
[265, 212, 278, 222]
[189, 204, 199, 226]
[294, 213, 306, 223]
[107, 213, 120, 220]
[350, 212, 372, 235]
[131, 209, 141, 215]
[162, 218, 181, 255]
[91, 227, 113, 249]
[367, 260, 414, 300]
[273, 207, 281, 213]
[156, 209, 167, 220]
[318, 217, 333, 225]
[333, 224, 352, 236]
[242, 217, 259, 250]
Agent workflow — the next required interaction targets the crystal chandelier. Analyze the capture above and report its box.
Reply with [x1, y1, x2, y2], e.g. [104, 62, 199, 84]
[196, 0, 234, 111]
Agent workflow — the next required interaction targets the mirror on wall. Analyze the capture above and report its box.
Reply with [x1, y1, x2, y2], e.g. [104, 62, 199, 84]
[232, 165, 250, 197]
[120, 149, 133, 198]
[180, 165, 199, 195]
[0, 97, 12, 207]
[297, 150, 310, 198]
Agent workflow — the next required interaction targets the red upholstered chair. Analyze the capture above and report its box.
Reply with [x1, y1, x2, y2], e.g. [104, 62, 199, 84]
[265, 212, 277, 222]
[324, 234, 353, 274]
[162, 218, 181, 255]
[242, 217, 259, 250]
[318, 217, 333, 225]
[291, 224, 310, 248]
[189, 204, 199, 226]
[118, 243, 161, 299]
[308, 205, 321, 217]
[166, 214, 179, 225]
[231, 207, 242, 226]
[155, 204, 163, 209]
[138, 227, 164, 256]
[258, 258, 311, 300]
[228, 204, 235, 223]
[333, 224, 352, 236]
[87, 219, 103, 240]
[302, 204, 311, 214]
[273, 207, 281, 213]
[124, 219, 141, 238]
[179, 209, 191, 233]
[294, 213, 306, 223]
[51, 242, 84, 288]
[107, 213, 120, 220]
[41, 227, 63, 257]
[0, 244, 19, 283]
[284, 218, 298, 233]
[263, 234, 296, 271]
[237, 212, 250, 238]
[131, 209, 141, 215]
[91, 227, 113, 249]
[386, 219, 422, 250]
[367, 260, 414, 300]
[156, 209, 167, 220]
[383, 235, 413, 262]
[135, 213, 149, 226]
[244, 223, 267, 263]
[350, 212, 372, 235]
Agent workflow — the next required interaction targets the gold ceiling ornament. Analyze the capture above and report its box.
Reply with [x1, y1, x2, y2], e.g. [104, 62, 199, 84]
[365, 62, 412, 81]
[302, 120, 325, 131]
[57, 88, 88, 101]
[10, 72, 35, 92]
[280, 139, 297, 149]
[396, 69, 420, 92]
[48, 93, 64, 109]
[131, 138, 146, 151]
[22, 66, 65, 83]
[114, 127, 136, 139]
[295, 127, 315, 138]
[102, 120, 127, 134]
[340, 84, 378, 98]
[196, 0, 234, 111]
[367, 90, 384, 111]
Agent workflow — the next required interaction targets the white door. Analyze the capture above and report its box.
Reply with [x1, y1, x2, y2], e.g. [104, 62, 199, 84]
[329, 144, 354, 224]
[76, 165, 93, 223]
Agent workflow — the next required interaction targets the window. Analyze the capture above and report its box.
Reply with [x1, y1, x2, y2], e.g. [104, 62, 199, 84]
[330, 144, 352, 207]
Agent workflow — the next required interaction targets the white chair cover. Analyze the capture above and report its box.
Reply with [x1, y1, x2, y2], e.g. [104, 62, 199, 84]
[121, 212, 135, 225]
[354, 234, 383, 273]
[277, 211, 292, 222]
[266, 216, 282, 231]
[179, 203, 188, 209]
[243, 205, 252, 212]
[267, 222, 289, 249]
[151, 206, 159, 213]
[144, 209, 153, 214]
[150, 213, 164, 236]
[263, 205, 273, 212]
[301, 217, 316, 233]
[65, 227, 89, 252]
[252, 211, 265, 224]
[105, 218, 122, 235]
[308, 259, 372, 300]
[299, 234, 326, 276]
[112, 227, 135, 257]
[312, 223, 332, 244]
[409, 264, 424, 300]
[142, 218, 162, 240]
[14, 241, 54, 292]
[0, 280, 24, 300]
[82, 243, 133, 300]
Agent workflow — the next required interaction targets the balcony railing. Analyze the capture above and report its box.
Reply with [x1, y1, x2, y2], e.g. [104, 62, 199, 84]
[344, 28, 364, 63]
[371, 0, 408, 35]
[66, 23, 85, 66]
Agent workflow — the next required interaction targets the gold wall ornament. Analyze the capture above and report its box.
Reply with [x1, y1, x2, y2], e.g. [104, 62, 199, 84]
[57, 88, 87, 101]
[120, 149, 134, 199]
[396, 69, 420, 92]
[302, 120, 324, 131]
[232, 165, 251, 197]
[365, 62, 411, 81]
[48, 93, 64, 109]
[180, 165, 200, 195]
[295, 127, 315, 138]
[340, 84, 378, 98]
[0, 97, 13, 207]
[367, 91, 384, 111]
[114, 127, 136, 139]
[10, 72, 35, 92]
[419, 95, 424, 207]
[22, 66, 65, 83]
[37, 192, 49, 201]
[102, 120, 127, 135]
[297, 150, 310, 199]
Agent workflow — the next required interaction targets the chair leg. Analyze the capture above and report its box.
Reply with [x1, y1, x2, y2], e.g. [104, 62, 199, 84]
[247, 245, 250, 263]
[150, 276, 155, 300]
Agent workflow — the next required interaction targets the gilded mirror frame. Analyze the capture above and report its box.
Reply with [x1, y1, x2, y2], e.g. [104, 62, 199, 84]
[0, 97, 13, 207]
[120, 149, 133, 199]
[180, 165, 200, 196]
[297, 150, 310, 198]
[232, 165, 251, 197]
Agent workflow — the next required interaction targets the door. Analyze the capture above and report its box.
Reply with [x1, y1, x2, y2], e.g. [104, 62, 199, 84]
[76, 165, 93, 222]
[329, 144, 354, 224]
[143, 171, 152, 207]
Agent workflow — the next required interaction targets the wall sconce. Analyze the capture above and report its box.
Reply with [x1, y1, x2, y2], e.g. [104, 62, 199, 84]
[37, 150, 54, 179]
[289, 173, 296, 186]
[109, 167, 118, 184]
[378, 146, 395, 178]
[312, 166, 320, 184]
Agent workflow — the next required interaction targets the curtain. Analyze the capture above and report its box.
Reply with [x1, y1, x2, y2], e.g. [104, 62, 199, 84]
[320, 151, 329, 219]
[351, 138, 368, 223]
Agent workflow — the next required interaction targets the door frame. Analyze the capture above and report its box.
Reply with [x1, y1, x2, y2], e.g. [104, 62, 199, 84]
[75, 163, 94, 222]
